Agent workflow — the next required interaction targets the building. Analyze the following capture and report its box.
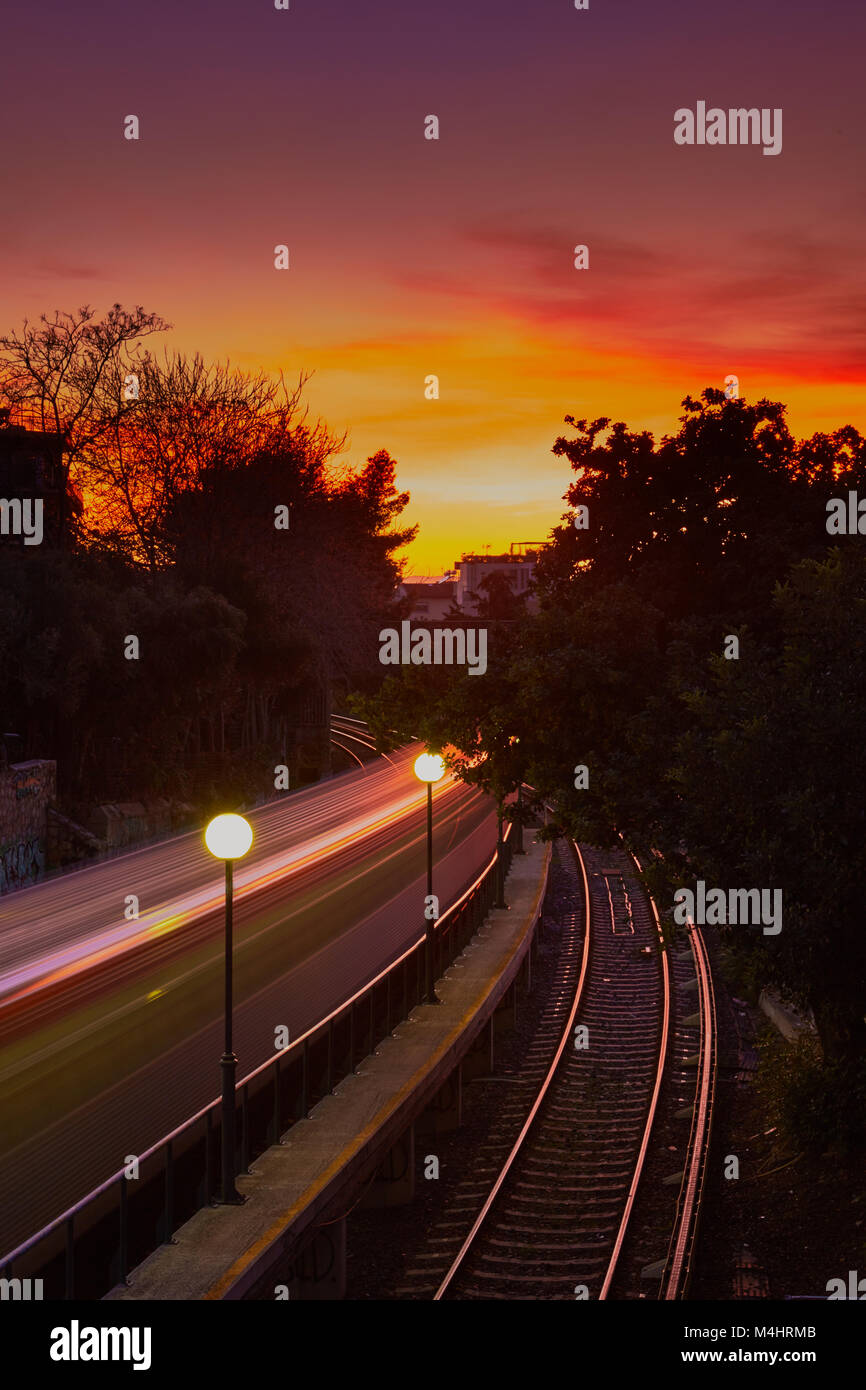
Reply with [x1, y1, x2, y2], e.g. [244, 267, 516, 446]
[396, 579, 456, 621]
[396, 544, 548, 619]
[0, 419, 78, 546]
[453, 542, 547, 614]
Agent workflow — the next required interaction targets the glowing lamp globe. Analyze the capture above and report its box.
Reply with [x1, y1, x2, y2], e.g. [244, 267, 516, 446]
[414, 753, 446, 784]
[205, 813, 253, 860]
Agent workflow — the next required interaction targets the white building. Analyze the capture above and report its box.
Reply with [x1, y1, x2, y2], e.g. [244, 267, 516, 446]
[396, 543, 548, 618]
[453, 542, 546, 614]
[394, 579, 456, 621]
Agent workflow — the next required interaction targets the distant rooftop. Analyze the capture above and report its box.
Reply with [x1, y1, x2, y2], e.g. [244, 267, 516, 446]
[457, 542, 548, 564]
[400, 579, 455, 594]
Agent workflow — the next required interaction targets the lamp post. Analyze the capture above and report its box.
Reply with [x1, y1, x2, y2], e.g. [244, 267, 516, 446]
[494, 798, 507, 908]
[414, 752, 445, 1005]
[205, 811, 254, 1205]
[514, 782, 525, 854]
[507, 734, 524, 856]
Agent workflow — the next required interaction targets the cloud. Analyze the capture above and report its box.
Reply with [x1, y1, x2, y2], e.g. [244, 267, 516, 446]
[31, 258, 102, 280]
[385, 221, 866, 381]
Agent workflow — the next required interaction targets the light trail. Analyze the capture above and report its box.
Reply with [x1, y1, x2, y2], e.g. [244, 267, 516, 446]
[0, 742, 497, 1252]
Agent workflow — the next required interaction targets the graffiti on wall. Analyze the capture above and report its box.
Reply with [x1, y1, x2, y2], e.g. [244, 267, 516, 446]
[0, 837, 44, 892]
[14, 773, 42, 800]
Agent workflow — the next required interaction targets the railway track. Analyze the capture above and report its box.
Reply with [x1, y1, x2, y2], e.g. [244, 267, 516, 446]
[392, 837, 716, 1300]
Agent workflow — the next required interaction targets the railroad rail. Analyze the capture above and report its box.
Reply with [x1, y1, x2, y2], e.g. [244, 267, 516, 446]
[660, 900, 717, 1298]
[425, 838, 716, 1300]
[329, 714, 381, 767]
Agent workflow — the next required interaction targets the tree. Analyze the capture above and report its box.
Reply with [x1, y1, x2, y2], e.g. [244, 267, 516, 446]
[359, 386, 866, 1100]
[84, 353, 316, 569]
[536, 390, 846, 631]
[0, 304, 170, 538]
[0, 305, 418, 804]
[473, 569, 527, 619]
[667, 547, 866, 1078]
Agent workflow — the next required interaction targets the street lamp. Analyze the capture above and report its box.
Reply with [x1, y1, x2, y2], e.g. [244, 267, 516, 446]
[414, 752, 446, 1005]
[494, 798, 507, 909]
[508, 734, 524, 856]
[205, 812, 254, 1205]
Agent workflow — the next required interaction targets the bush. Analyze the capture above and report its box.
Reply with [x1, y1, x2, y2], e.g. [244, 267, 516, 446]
[773, 1040, 866, 1153]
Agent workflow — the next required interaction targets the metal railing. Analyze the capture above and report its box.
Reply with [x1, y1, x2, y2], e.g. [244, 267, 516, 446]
[0, 820, 515, 1301]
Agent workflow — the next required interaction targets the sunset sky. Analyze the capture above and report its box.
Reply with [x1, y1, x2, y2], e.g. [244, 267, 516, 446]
[2, 0, 864, 574]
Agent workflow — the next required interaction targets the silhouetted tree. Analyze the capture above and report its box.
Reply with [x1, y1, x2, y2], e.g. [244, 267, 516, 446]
[0, 304, 170, 538]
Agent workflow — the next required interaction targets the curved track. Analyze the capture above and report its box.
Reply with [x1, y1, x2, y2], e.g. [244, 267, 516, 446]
[430, 839, 715, 1300]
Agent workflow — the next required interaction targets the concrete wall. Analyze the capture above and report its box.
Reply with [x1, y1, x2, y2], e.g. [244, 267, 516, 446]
[86, 799, 181, 850]
[0, 759, 56, 892]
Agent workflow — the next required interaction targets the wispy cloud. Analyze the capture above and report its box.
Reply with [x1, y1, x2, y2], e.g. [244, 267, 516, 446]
[31, 259, 103, 281]
[385, 221, 866, 380]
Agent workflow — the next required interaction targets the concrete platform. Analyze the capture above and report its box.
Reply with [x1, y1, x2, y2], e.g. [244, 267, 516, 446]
[107, 833, 550, 1301]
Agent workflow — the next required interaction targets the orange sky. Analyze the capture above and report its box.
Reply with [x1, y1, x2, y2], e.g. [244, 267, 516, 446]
[1, 0, 864, 575]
